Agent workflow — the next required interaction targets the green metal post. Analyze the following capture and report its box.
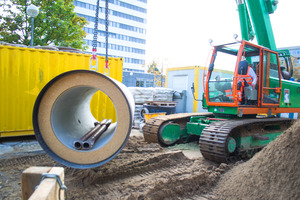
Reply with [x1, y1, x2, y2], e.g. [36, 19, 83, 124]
[237, 0, 254, 41]
[245, 0, 278, 51]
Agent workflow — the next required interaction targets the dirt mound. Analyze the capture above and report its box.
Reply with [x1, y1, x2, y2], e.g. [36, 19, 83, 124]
[214, 120, 300, 200]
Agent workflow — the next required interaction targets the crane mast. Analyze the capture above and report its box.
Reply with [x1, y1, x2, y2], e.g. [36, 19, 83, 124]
[237, 0, 278, 51]
[237, 0, 294, 76]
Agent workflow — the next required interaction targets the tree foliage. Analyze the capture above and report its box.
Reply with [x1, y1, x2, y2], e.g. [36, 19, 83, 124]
[147, 60, 165, 87]
[147, 61, 161, 75]
[0, 0, 88, 50]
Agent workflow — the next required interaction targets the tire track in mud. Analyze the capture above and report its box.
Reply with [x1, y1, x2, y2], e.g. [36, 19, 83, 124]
[67, 157, 226, 200]
[0, 136, 231, 200]
[90, 152, 187, 185]
[65, 137, 229, 200]
[0, 153, 53, 168]
[65, 148, 187, 186]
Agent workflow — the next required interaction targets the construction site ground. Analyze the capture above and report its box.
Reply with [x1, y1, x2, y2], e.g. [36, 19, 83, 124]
[1, 121, 300, 200]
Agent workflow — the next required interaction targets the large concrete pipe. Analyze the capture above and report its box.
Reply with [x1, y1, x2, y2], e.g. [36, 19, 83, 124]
[33, 70, 135, 169]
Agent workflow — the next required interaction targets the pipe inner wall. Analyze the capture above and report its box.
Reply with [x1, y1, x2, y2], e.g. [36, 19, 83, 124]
[33, 70, 135, 169]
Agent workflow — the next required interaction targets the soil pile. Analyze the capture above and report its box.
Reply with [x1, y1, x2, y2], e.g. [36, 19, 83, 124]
[214, 120, 300, 200]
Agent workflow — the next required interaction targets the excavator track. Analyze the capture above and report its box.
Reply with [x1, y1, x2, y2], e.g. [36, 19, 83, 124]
[142, 113, 213, 143]
[199, 117, 294, 163]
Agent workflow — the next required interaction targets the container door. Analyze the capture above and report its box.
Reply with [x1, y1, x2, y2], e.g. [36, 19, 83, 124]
[172, 75, 188, 91]
[261, 50, 281, 106]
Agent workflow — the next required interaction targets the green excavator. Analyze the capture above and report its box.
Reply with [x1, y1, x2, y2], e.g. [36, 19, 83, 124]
[143, 0, 300, 163]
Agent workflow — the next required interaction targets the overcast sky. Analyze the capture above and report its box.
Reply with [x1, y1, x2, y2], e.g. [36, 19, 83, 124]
[145, 0, 300, 70]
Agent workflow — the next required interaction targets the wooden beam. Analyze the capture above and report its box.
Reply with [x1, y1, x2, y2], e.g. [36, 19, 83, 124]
[22, 167, 65, 200]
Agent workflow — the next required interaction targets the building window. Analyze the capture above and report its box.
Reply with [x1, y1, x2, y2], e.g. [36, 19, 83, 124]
[77, 13, 146, 34]
[136, 80, 144, 87]
[119, 1, 147, 13]
[74, 1, 146, 23]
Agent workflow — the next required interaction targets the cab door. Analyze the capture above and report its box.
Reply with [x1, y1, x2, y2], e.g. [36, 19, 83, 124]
[260, 50, 281, 107]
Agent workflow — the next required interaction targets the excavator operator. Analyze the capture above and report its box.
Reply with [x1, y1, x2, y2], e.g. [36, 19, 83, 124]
[237, 59, 258, 104]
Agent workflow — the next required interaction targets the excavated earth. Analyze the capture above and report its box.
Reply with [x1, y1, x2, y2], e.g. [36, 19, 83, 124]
[0, 119, 300, 200]
[213, 119, 300, 200]
[0, 130, 230, 200]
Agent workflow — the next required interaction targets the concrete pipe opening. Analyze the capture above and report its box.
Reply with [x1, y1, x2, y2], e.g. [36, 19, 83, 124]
[33, 70, 135, 169]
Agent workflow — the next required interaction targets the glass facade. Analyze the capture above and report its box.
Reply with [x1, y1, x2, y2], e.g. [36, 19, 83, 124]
[74, 0, 147, 70]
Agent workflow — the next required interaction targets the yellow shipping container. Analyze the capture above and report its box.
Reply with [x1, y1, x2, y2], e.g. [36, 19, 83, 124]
[0, 45, 123, 137]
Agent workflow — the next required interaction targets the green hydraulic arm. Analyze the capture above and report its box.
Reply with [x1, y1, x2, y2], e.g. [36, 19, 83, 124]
[236, 0, 278, 51]
[236, 0, 255, 41]
[236, 0, 294, 76]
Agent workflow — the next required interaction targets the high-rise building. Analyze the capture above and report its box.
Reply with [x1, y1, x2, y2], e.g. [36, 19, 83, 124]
[73, 0, 147, 71]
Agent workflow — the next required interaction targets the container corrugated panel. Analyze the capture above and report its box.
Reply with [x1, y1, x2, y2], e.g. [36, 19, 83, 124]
[0, 45, 123, 137]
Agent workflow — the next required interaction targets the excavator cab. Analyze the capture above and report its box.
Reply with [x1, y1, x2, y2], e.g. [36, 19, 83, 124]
[204, 40, 282, 117]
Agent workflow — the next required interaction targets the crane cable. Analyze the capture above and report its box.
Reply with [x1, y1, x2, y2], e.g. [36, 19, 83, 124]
[89, 0, 100, 72]
[104, 0, 110, 75]
[89, 0, 109, 76]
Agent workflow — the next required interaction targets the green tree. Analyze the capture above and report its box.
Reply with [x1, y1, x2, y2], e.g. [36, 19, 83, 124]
[0, 0, 88, 50]
[147, 61, 165, 87]
[147, 61, 160, 74]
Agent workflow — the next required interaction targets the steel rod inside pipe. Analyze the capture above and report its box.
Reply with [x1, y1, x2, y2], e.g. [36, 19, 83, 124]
[73, 123, 99, 150]
[83, 119, 112, 150]
[73, 119, 107, 150]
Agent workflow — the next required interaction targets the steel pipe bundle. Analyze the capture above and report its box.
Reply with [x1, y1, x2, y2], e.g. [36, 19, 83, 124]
[82, 119, 112, 150]
[73, 120, 105, 150]
[33, 70, 135, 169]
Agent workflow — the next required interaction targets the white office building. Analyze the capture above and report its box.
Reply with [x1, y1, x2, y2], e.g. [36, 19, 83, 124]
[74, 0, 147, 71]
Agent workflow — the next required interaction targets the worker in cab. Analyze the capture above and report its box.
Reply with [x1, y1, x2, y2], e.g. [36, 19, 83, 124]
[237, 58, 258, 104]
